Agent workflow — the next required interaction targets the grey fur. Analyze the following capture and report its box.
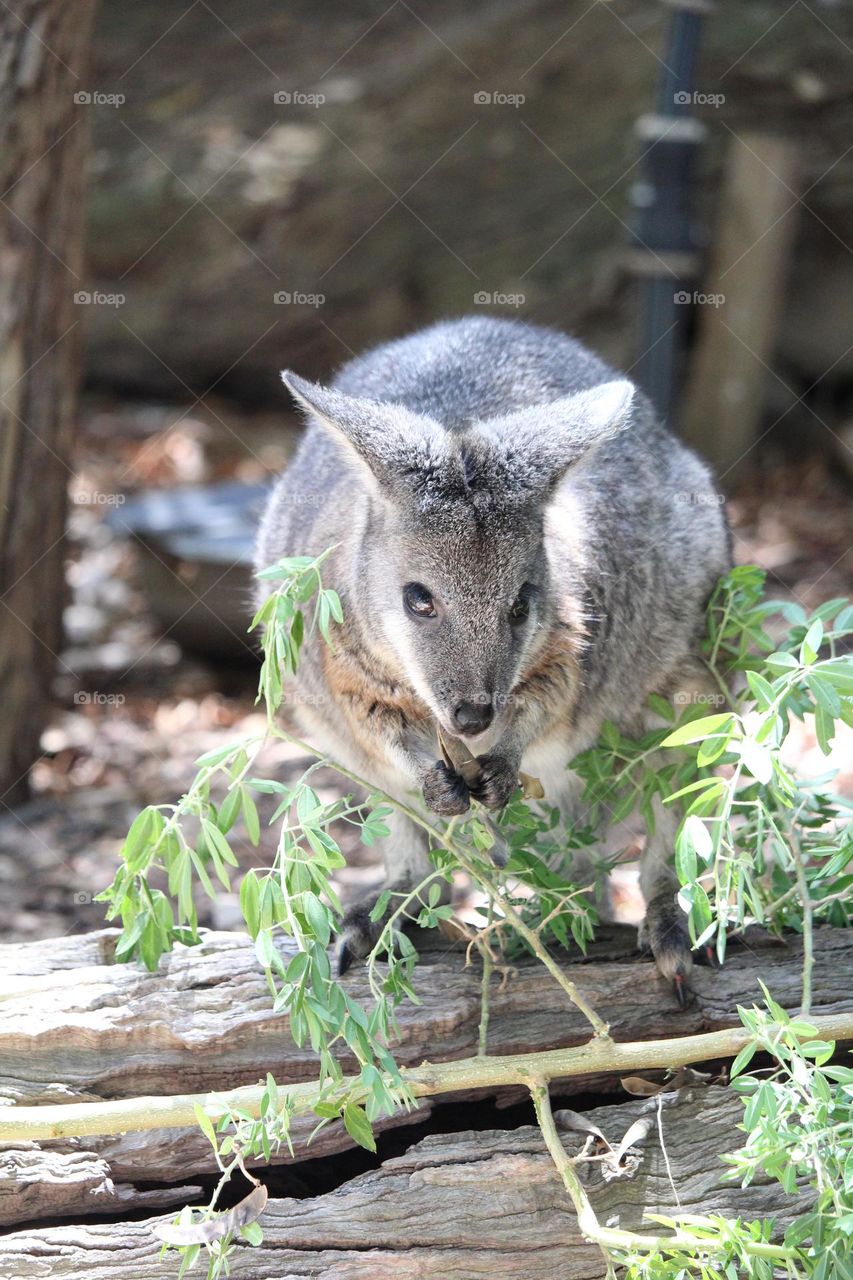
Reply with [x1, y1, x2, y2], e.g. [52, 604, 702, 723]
[256, 317, 730, 992]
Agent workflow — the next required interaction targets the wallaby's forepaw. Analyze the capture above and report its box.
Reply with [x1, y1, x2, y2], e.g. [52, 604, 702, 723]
[639, 891, 694, 1008]
[422, 760, 471, 815]
[469, 753, 518, 811]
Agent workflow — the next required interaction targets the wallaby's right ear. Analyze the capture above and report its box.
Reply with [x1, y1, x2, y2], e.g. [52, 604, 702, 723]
[281, 371, 454, 498]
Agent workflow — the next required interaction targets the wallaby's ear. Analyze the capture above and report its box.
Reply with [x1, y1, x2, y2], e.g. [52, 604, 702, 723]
[281, 371, 456, 499]
[479, 379, 635, 499]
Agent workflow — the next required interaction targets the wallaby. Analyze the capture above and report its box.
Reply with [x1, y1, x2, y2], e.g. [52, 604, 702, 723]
[255, 316, 730, 1002]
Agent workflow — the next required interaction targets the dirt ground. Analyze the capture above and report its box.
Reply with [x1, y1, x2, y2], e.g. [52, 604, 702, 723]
[1, 396, 850, 945]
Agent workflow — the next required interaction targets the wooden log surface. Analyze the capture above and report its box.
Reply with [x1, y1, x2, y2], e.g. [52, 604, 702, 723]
[0, 925, 849, 1226]
[0, 1087, 813, 1279]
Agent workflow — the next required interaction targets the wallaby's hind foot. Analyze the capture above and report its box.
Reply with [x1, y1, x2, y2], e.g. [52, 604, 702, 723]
[337, 875, 440, 977]
[639, 890, 695, 1008]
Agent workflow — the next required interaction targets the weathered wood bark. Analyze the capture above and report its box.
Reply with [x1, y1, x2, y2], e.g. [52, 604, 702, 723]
[0, 0, 95, 802]
[0, 1089, 813, 1279]
[0, 924, 848, 1224]
[0, 1143, 202, 1227]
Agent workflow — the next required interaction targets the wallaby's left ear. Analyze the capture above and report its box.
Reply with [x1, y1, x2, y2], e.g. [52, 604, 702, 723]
[480, 379, 635, 498]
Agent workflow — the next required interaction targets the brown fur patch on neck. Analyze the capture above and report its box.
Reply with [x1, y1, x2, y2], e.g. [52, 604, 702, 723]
[321, 624, 430, 757]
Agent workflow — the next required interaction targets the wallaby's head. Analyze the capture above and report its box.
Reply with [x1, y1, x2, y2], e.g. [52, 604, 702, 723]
[283, 371, 634, 742]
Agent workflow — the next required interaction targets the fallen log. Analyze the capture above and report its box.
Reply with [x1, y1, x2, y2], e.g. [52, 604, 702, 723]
[0, 925, 849, 1226]
[0, 1088, 813, 1280]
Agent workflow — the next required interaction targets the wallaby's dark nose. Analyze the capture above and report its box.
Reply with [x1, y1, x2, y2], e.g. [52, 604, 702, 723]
[452, 699, 494, 735]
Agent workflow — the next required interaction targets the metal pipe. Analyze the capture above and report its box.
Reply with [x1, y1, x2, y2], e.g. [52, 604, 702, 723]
[628, 1, 714, 425]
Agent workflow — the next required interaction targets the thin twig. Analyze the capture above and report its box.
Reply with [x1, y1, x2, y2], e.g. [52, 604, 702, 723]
[478, 897, 495, 1056]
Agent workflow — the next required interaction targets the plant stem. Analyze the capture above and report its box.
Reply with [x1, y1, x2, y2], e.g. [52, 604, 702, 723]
[478, 897, 494, 1056]
[529, 1077, 797, 1268]
[2, 1012, 850, 1143]
[791, 840, 815, 1016]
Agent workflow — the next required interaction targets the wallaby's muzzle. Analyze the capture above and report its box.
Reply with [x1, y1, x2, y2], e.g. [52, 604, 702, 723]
[451, 698, 493, 735]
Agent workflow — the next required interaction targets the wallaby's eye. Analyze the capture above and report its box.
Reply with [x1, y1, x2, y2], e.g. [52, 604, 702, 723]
[510, 584, 535, 624]
[403, 582, 437, 619]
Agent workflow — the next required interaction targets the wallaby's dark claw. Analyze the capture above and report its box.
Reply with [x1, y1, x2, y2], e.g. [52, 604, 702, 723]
[701, 942, 721, 969]
[673, 971, 691, 1009]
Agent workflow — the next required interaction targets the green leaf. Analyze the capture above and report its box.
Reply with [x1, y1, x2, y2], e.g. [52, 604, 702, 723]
[193, 1102, 218, 1154]
[303, 893, 332, 947]
[241, 1220, 264, 1247]
[255, 930, 276, 970]
[216, 786, 242, 834]
[661, 714, 734, 748]
[729, 1040, 758, 1079]
[665, 777, 725, 805]
[324, 589, 344, 623]
[240, 870, 261, 937]
[745, 670, 775, 708]
[343, 1102, 376, 1153]
[195, 742, 242, 768]
[202, 818, 239, 869]
[241, 788, 261, 845]
[800, 618, 824, 664]
[121, 808, 159, 873]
